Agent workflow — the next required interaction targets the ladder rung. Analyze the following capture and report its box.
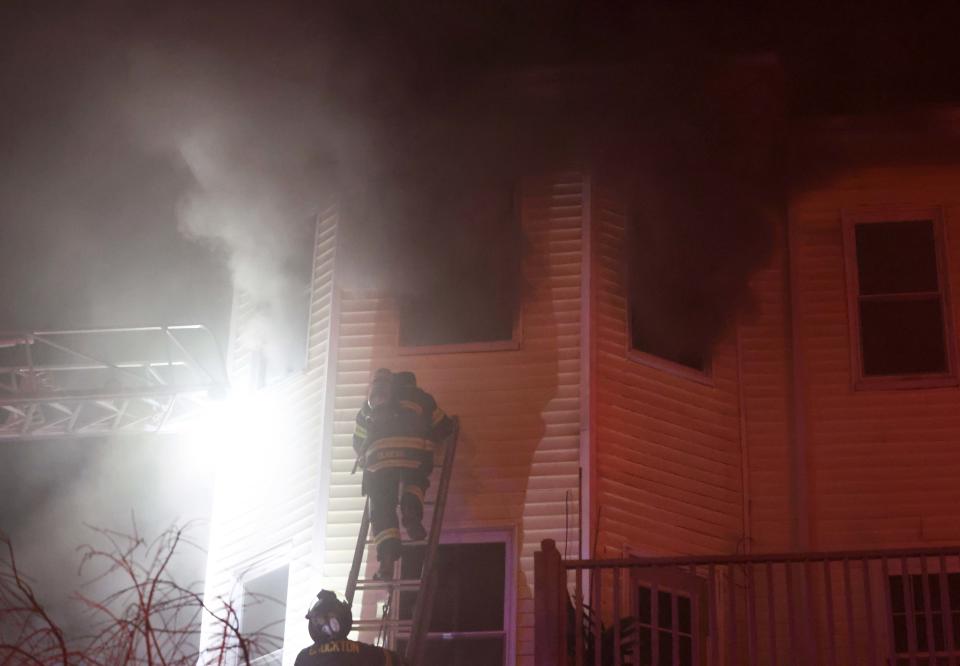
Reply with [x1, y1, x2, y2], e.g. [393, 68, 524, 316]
[354, 578, 423, 591]
[352, 619, 413, 631]
[364, 538, 428, 547]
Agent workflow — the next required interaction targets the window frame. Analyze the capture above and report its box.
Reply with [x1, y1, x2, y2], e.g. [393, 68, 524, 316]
[397, 313, 523, 356]
[630, 566, 708, 666]
[841, 205, 958, 391]
[234, 547, 292, 666]
[623, 215, 715, 385]
[625, 344, 715, 386]
[885, 567, 960, 662]
[397, 188, 523, 356]
[406, 527, 516, 666]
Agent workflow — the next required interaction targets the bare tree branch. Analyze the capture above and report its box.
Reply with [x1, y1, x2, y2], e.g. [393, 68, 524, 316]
[0, 521, 266, 666]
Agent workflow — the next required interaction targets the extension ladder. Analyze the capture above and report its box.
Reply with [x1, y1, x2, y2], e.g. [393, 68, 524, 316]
[344, 416, 460, 666]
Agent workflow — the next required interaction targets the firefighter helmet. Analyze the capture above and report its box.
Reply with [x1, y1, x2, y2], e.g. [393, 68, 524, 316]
[367, 368, 393, 408]
[394, 371, 416, 387]
[305, 590, 353, 643]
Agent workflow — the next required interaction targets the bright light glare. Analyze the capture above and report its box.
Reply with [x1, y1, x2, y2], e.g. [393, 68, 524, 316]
[183, 388, 297, 500]
[193, 385, 302, 659]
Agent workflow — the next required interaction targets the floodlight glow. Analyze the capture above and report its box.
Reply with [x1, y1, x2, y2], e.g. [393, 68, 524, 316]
[191, 385, 302, 660]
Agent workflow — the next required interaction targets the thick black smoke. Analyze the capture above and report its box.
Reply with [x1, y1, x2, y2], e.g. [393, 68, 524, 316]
[7, 1, 960, 362]
[6, 1, 960, 364]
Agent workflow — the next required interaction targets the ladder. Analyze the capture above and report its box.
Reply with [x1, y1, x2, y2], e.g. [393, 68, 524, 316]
[344, 416, 460, 666]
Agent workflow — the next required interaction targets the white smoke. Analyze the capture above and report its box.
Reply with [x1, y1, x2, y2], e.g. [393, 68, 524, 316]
[123, 41, 336, 377]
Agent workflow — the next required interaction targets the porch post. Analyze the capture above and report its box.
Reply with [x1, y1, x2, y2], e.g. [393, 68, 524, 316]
[534, 538, 565, 666]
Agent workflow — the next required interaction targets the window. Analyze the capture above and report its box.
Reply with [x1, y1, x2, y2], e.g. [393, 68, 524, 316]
[398, 187, 520, 352]
[844, 210, 956, 388]
[240, 565, 289, 662]
[888, 573, 960, 663]
[397, 533, 512, 666]
[626, 216, 712, 380]
[633, 569, 706, 666]
[637, 586, 694, 666]
[628, 308, 710, 376]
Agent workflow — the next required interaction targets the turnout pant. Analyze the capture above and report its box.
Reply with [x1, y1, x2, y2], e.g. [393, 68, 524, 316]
[367, 467, 429, 562]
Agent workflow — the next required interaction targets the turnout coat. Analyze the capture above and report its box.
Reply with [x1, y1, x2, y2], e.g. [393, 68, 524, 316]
[353, 380, 451, 491]
[293, 639, 405, 666]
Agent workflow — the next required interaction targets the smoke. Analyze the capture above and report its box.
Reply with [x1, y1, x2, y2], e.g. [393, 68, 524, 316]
[7, 0, 960, 642]
[0, 435, 212, 637]
[119, 35, 336, 373]
[3, 3, 960, 361]
[0, 2, 793, 364]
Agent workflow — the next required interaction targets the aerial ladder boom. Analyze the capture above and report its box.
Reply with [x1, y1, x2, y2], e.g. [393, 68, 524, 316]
[0, 325, 225, 441]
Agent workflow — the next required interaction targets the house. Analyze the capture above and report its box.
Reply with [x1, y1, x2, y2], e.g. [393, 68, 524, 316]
[197, 73, 960, 664]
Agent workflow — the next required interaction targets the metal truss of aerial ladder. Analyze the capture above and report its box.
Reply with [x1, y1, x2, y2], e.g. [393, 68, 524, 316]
[0, 326, 226, 441]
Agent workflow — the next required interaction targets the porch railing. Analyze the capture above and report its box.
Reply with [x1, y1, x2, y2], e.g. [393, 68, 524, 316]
[534, 538, 960, 666]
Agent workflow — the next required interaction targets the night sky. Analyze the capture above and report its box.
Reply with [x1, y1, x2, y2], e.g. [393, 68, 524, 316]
[4, 0, 960, 639]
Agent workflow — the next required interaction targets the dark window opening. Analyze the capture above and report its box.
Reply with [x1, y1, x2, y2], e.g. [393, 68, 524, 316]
[636, 585, 695, 666]
[629, 308, 708, 373]
[399, 281, 516, 348]
[241, 565, 289, 660]
[626, 214, 710, 374]
[853, 220, 949, 377]
[397, 541, 506, 666]
[889, 573, 960, 659]
[398, 188, 519, 348]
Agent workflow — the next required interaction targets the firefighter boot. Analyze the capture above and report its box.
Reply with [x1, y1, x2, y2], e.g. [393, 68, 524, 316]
[373, 532, 401, 581]
[401, 483, 427, 542]
[374, 552, 397, 581]
[405, 520, 427, 542]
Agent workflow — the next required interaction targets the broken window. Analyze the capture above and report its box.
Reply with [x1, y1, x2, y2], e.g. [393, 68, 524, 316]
[398, 539, 509, 665]
[398, 187, 520, 350]
[846, 215, 954, 384]
[623, 200, 712, 381]
[629, 309, 709, 374]
[627, 232, 711, 376]
[240, 564, 289, 661]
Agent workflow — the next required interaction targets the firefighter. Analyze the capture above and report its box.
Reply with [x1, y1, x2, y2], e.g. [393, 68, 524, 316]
[294, 590, 405, 665]
[353, 369, 452, 580]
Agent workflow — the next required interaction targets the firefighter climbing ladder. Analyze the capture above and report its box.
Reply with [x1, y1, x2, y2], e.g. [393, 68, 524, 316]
[344, 416, 460, 666]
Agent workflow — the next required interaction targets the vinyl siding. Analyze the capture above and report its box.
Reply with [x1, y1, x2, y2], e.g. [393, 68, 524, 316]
[591, 179, 745, 558]
[316, 174, 584, 665]
[739, 235, 795, 553]
[790, 165, 960, 549]
[199, 208, 340, 665]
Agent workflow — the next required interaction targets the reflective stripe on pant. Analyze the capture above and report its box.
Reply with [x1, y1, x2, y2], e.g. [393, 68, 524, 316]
[367, 467, 430, 562]
[400, 479, 426, 528]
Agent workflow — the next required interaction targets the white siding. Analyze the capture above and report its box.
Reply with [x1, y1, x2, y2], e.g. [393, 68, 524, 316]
[316, 174, 585, 665]
[591, 179, 745, 558]
[790, 166, 960, 550]
[200, 208, 341, 665]
[739, 237, 795, 553]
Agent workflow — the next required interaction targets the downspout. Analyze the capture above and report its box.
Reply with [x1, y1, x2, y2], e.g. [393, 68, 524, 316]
[579, 173, 596, 559]
[786, 206, 812, 551]
[735, 319, 753, 554]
